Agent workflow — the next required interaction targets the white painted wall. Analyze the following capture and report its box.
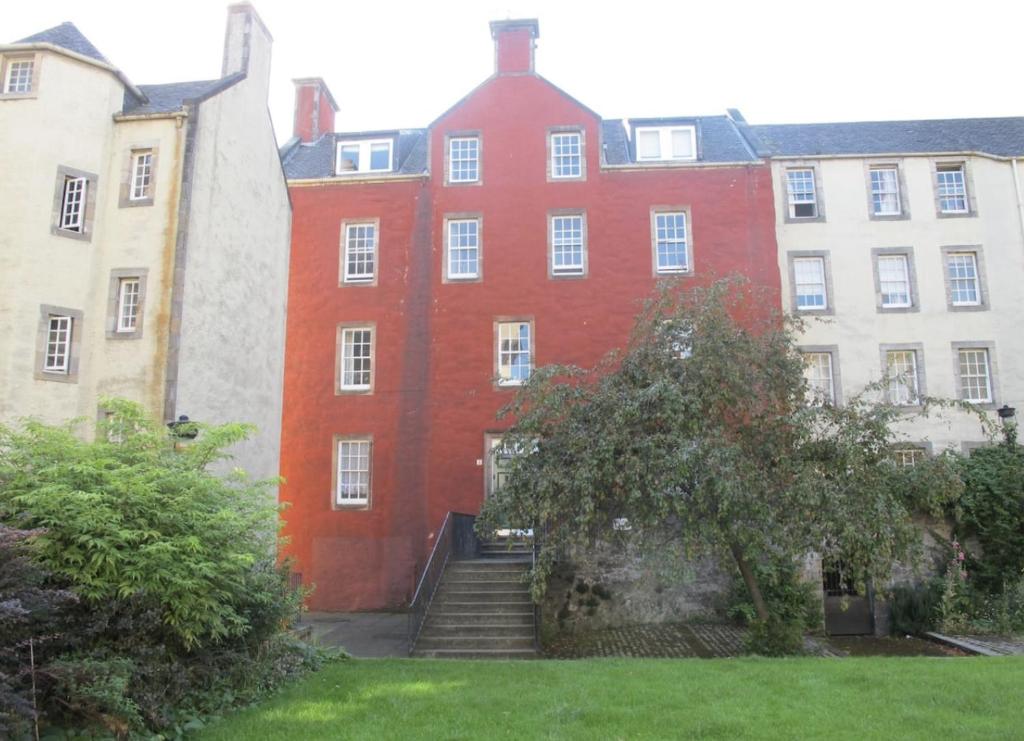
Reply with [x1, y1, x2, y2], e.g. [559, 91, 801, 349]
[774, 155, 1024, 450]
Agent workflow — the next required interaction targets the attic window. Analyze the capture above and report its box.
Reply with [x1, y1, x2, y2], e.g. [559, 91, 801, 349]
[635, 126, 696, 162]
[3, 57, 35, 95]
[336, 139, 393, 174]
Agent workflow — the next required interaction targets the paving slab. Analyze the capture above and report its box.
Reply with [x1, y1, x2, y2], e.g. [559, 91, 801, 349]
[302, 612, 409, 658]
[926, 632, 1024, 656]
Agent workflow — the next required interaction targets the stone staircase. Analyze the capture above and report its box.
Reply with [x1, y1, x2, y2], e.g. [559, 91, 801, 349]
[412, 536, 539, 658]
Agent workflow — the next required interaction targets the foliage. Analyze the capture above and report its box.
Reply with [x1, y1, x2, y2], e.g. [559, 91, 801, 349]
[477, 278, 965, 645]
[956, 435, 1024, 594]
[937, 539, 971, 634]
[889, 581, 942, 636]
[0, 401, 330, 737]
[726, 557, 820, 630]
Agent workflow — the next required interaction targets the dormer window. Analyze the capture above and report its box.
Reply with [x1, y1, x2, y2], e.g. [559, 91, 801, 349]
[635, 126, 696, 162]
[336, 139, 393, 174]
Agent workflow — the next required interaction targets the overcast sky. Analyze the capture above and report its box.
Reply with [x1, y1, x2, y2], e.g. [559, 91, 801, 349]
[8, 0, 1022, 143]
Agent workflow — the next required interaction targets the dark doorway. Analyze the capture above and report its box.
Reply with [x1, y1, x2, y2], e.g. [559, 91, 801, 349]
[822, 563, 874, 635]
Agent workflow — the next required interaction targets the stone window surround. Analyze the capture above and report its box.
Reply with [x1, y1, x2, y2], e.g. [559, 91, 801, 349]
[547, 208, 588, 279]
[338, 217, 380, 287]
[442, 213, 484, 283]
[879, 342, 927, 411]
[331, 434, 373, 510]
[0, 51, 41, 100]
[105, 268, 149, 340]
[863, 159, 910, 221]
[799, 344, 843, 406]
[335, 321, 376, 395]
[781, 161, 826, 223]
[493, 316, 535, 390]
[649, 205, 694, 278]
[940, 245, 989, 312]
[931, 158, 979, 219]
[51, 165, 99, 242]
[118, 141, 160, 208]
[870, 247, 920, 314]
[546, 126, 587, 182]
[786, 249, 834, 316]
[34, 304, 83, 383]
[950, 340, 999, 411]
[444, 130, 483, 187]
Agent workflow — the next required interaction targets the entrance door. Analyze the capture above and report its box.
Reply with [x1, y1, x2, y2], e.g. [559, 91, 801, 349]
[822, 563, 874, 635]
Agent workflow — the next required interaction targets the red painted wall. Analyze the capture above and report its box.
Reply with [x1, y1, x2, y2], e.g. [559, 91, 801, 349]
[281, 73, 780, 611]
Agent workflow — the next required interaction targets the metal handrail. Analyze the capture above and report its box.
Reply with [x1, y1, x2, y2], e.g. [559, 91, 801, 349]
[408, 512, 453, 654]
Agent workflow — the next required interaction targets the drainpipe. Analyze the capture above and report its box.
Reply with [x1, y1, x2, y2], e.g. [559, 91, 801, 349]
[1013, 159, 1024, 248]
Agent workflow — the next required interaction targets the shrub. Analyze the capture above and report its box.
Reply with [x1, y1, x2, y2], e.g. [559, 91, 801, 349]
[889, 581, 942, 635]
[746, 616, 806, 656]
[726, 557, 820, 634]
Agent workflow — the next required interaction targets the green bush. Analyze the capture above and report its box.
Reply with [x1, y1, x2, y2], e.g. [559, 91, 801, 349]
[746, 616, 806, 656]
[0, 401, 332, 737]
[889, 581, 942, 635]
[726, 557, 821, 634]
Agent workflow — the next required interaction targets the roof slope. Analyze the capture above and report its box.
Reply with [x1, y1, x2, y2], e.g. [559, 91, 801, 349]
[123, 78, 237, 115]
[16, 22, 109, 64]
[750, 117, 1024, 158]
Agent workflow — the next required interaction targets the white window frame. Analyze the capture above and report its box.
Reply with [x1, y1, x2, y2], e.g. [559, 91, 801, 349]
[936, 163, 969, 214]
[550, 213, 585, 276]
[59, 176, 87, 232]
[339, 326, 374, 392]
[446, 218, 481, 280]
[869, 166, 901, 216]
[877, 254, 912, 309]
[946, 251, 981, 307]
[447, 136, 480, 183]
[793, 257, 827, 311]
[892, 448, 927, 467]
[116, 278, 141, 333]
[496, 320, 533, 387]
[803, 351, 835, 405]
[341, 222, 378, 284]
[886, 350, 920, 406]
[335, 438, 371, 506]
[550, 131, 583, 179]
[129, 150, 153, 201]
[635, 126, 697, 162]
[957, 348, 993, 404]
[786, 168, 818, 219]
[4, 58, 34, 94]
[336, 139, 393, 174]
[43, 315, 73, 374]
[651, 210, 690, 275]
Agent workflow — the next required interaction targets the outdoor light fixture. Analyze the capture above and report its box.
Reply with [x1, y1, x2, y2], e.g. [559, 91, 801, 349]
[997, 404, 1016, 420]
[167, 414, 199, 439]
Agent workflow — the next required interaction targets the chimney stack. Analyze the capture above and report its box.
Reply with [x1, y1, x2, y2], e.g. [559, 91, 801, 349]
[489, 19, 539, 76]
[292, 78, 338, 143]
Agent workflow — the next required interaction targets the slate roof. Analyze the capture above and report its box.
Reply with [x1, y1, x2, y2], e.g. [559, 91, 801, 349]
[282, 130, 429, 179]
[122, 78, 239, 115]
[749, 118, 1024, 158]
[15, 22, 109, 64]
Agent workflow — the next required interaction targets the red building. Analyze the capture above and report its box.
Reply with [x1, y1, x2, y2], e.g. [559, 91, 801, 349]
[280, 19, 780, 611]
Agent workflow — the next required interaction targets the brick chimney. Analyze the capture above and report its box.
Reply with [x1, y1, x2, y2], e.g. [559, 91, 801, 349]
[490, 19, 539, 75]
[292, 78, 338, 143]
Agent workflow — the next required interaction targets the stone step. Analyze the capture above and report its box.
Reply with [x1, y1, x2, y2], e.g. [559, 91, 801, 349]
[448, 561, 530, 572]
[427, 600, 532, 612]
[480, 544, 532, 553]
[445, 570, 529, 582]
[411, 648, 539, 659]
[426, 611, 534, 626]
[415, 635, 536, 651]
[442, 580, 529, 592]
[420, 623, 535, 638]
[433, 590, 531, 604]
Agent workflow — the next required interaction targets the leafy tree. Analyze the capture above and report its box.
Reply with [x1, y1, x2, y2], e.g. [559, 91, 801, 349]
[478, 279, 963, 637]
[957, 423, 1024, 594]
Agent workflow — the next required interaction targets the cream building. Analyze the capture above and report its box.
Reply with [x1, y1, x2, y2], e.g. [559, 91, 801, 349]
[744, 117, 1024, 454]
[0, 4, 291, 484]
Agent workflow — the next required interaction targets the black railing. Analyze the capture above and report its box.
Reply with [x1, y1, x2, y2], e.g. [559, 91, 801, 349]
[408, 512, 479, 654]
[532, 533, 541, 652]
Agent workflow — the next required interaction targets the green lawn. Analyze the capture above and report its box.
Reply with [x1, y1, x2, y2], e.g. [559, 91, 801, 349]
[200, 657, 1024, 740]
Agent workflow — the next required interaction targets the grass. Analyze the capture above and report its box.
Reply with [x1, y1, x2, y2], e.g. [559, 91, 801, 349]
[198, 656, 1024, 740]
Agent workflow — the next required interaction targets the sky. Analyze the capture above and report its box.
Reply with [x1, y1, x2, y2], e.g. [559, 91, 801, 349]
[7, 0, 1023, 143]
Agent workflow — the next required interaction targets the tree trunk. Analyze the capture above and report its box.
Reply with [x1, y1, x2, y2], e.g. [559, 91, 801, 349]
[730, 541, 769, 622]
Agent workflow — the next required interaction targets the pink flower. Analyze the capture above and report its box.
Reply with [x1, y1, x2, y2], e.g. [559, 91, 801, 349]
[958, 552, 965, 561]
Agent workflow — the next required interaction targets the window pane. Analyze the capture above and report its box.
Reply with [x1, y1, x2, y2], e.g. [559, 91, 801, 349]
[344, 224, 376, 281]
[131, 151, 153, 200]
[449, 137, 479, 182]
[44, 316, 72, 372]
[793, 257, 826, 309]
[670, 128, 693, 158]
[551, 133, 582, 178]
[61, 177, 87, 231]
[342, 328, 372, 389]
[448, 219, 479, 278]
[117, 279, 141, 332]
[498, 322, 532, 384]
[958, 349, 991, 403]
[654, 212, 688, 273]
[636, 130, 661, 159]
[886, 350, 919, 405]
[337, 440, 370, 502]
[937, 165, 967, 212]
[947, 253, 979, 305]
[878, 255, 910, 307]
[803, 352, 834, 404]
[5, 60, 33, 93]
[339, 146, 359, 171]
[870, 167, 900, 215]
[787, 169, 817, 218]
[552, 215, 584, 274]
